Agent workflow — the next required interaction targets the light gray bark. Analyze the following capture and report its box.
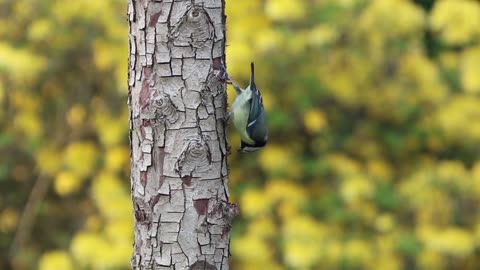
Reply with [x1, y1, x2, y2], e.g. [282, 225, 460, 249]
[127, 1, 236, 269]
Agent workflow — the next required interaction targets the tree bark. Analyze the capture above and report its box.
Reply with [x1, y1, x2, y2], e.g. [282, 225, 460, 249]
[127, 1, 235, 269]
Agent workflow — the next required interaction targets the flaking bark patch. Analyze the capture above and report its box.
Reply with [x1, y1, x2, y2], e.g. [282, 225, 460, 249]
[189, 260, 217, 270]
[182, 175, 192, 187]
[149, 11, 162, 27]
[193, 199, 209, 216]
[140, 171, 148, 188]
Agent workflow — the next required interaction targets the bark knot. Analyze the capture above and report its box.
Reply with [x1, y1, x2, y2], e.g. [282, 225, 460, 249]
[142, 92, 179, 124]
[169, 6, 215, 48]
[175, 134, 212, 177]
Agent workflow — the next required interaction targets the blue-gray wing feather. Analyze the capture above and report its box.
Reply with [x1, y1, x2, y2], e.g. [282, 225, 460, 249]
[246, 85, 267, 144]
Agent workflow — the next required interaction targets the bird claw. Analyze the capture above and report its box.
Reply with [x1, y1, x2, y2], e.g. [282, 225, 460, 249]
[225, 75, 242, 94]
[211, 62, 243, 94]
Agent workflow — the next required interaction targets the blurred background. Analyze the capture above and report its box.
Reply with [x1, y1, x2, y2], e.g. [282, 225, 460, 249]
[2, 0, 480, 269]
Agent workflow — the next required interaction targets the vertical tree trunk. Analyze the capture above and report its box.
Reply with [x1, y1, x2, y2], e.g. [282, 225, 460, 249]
[127, 1, 235, 269]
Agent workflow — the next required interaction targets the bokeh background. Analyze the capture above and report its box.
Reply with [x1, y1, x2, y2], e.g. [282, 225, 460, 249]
[2, 0, 480, 269]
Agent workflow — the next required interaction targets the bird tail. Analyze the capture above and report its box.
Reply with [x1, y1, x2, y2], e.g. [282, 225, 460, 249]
[250, 62, 255, 86]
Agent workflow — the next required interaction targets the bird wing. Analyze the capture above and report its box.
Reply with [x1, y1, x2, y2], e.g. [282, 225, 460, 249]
[246, 84, 267, 144]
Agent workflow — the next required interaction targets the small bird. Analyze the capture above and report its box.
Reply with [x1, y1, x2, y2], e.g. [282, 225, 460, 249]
[228, 62, 268, 152]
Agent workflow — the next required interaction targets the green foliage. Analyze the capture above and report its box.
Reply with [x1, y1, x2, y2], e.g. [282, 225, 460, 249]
[2, 0, 480, 269]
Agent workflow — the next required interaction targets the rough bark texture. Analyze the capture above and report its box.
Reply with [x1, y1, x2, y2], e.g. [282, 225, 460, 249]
[127, 1, 235, 269]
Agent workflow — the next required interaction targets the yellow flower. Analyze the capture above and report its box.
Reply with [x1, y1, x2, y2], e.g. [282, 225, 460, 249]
[10, 91, 39, 111]
[278, 202, 300, 219]
[265, 0, 306, 21]
[344, 239, 374, 267]
[28, 19, 52, 41]
[472, 161, 480, 196]
[461, 47, 480, 93]
[67, 104, 87, 128]
[333, 0, 359, 8]
[263, 180, 307, 218]
[53, 0, 110, 24]
[418, 225, 475, 257]
[367, 159, 393, 182]
[283, 216, 326, 268]
[105, 146, 129, 172]
[327, 153, 362, 176]
[436, 96, 480, 142]
[435, 161, 469, 190]
[309, 24, 337, 47]
[358, 0, 425, 36]
[101, 243, 132, 269]
[371, 255, 402, 270]
[324, 241, 342, 266]
[93, 110, 128, 147]
[226, 43, 252, 79]
[399, 51, 447, 104]
[36, 146, 62, 176]
[232, 232, 272, 262]
[265, 180, 306, 206]
[63, 141, 98, 178]
[226, 0, 262, 20]
[475, 222, 480, 245]
[0, 42, 46, 81]
[439, 51, 460, 70]
[303, 109, 328, 134]
[430, 0, 480, 45]
[417, 250, 445, 270]
[375, 214, 395, 233]
[93, 39, 114, 71]
[320, 55, 360, 106]
[237, 263, 281, 270]
[0, 208, 19, 232]
[105, 220, 133, 245]
[340, 176, 374, 203]
[241, 189, 271, 217]
[92, 171, 132, 220]
[0, 82, 4, 105]
[255, 29, 283, 53]
[247, 217, 277, 239]
[287, 32, 308, 55]
[38, 250, 73, 270]
[13, 111, 42, 140]
[259, 145, 290, 173]
[54, 171, 82, 196]
[284, 242, 319, 269]
[438, 228, 475, 256]
[71, 228, 131, 269]
[71, 231, 108, 266]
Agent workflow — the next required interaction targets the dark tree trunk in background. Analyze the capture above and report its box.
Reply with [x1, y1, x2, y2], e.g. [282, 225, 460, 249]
[127, 0, 235, 269]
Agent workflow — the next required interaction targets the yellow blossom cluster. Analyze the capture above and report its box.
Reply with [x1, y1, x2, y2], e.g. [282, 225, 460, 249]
[228, 0, 480, 269]
[1, 0, 131, 269]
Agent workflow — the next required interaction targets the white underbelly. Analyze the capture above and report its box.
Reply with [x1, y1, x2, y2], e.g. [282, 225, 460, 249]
[232, 99, 254, 144]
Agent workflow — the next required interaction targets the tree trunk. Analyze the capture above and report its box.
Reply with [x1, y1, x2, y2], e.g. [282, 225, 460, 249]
[127, 1, 235, 269]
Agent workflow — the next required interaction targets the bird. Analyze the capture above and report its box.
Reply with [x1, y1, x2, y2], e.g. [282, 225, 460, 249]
[227, 62, 268, 152]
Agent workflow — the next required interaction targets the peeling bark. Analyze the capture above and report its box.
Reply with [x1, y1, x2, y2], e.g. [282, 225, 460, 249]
[128, 0, 234, 269]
